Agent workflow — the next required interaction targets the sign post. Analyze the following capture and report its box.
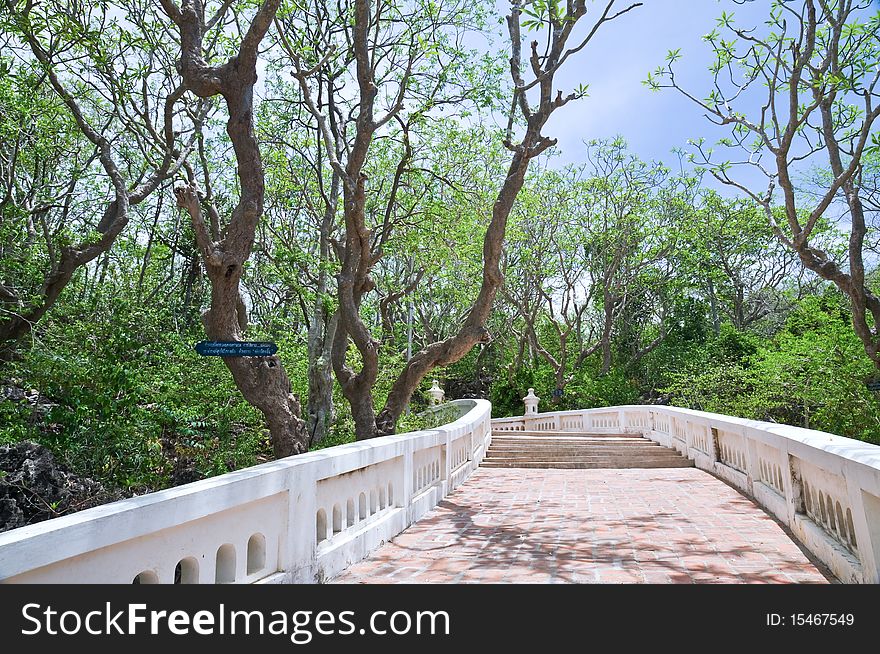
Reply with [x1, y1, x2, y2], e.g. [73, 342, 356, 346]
[194, 341, 278, 357]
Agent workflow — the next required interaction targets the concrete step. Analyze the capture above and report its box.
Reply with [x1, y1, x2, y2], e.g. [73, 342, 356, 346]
[485, 453, 681, 462]
[487, 445, 666, 453]
[482, 430, 690, 470]
[483, 453, 689, 462]
[487, 441, 662, 450]
[490, 437, 652, 445]
[485, 451, 676, 461]
[492, 430, 633, 438]
[487, 446, 673, 451]
[480, 459, 694, 469]
[487, 441, 661, 450]
[488, 440, 662, 446]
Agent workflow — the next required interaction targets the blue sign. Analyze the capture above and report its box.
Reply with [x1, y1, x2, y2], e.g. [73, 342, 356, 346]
[867, 380, 880, 392]
[195, 341, 278, 357]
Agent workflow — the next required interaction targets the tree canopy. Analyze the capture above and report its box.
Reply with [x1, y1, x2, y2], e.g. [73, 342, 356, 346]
[0, 0, 877, 510]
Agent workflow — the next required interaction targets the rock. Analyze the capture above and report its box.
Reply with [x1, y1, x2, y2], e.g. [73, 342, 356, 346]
[445, 370, 491, 401]
[0, 497, 24, 531]
[1, 382, 57, 418]
[170, 463, 202, 487]
[0, 386, 26, 402]
[0, 441, 115, 533]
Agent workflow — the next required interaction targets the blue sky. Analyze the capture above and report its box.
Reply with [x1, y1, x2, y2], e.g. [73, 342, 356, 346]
[483, 0, 880, 200]
[543, 0, 773, 168]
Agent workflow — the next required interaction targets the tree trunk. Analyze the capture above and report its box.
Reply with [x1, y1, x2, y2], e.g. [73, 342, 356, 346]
[733, 285, 745, 331]
[780, 93, 880, 369]
[306, 305, 337, 446]
[376, 146, 536, 433]
[348, 379, 379, 443]
[182, 252, 199, 318]
[707, 276, 720, 335]
[306, 169, 341, 445]
[0, 204, 128, 349]
[166, 0, 308, 458]
[599, 292, 615, 375]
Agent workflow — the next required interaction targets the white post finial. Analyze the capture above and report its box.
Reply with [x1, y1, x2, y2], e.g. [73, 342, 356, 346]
[428, 379, 445, 406]
[523, 388, 539, 415]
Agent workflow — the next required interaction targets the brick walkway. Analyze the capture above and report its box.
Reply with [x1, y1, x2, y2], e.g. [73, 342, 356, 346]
[331, 468, 830, 584]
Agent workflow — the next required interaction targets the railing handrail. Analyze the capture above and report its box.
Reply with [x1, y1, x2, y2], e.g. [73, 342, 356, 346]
[5, 399, 878, 584]
[491, 404, 880, 584]
[492, 404, 880, 469]
[0, 398, 492, 584]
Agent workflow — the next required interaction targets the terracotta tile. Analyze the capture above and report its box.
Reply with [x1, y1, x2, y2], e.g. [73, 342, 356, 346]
[330, 469, 829, 584]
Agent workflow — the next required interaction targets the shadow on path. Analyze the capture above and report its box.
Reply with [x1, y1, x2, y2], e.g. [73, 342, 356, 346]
[332, 468, 832, 584]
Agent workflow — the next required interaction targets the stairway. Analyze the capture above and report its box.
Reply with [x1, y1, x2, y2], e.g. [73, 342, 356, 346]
[481, 430, 694, 469]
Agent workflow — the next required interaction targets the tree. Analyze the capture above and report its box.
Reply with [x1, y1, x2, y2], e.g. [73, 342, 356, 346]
[501, 166, 593, 393]
[373, 1, 645, 435]
[503, 139, 688, 392]
[690, 191, 809, 331]
[255, 94, 342, 447]
[580, 139, 690, 373]
[0, 59, 81, 332]
[647, 0, 880, 367]
[277, 0, 507, 439]
[0, 0, 199, 355]
[288, 0, 642, 439]
[161, 0, 310, 458]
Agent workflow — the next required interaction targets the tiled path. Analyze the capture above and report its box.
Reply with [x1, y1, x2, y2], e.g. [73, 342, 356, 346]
[331, 468, 830, 584]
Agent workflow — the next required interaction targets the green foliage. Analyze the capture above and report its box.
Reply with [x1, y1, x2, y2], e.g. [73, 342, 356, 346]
[1, 0, 878, 517]
[561, 365, 641, 410]
[489, 365, 535, 418]
[662, 293, 880, 443]
[488, 350, 641, 418]
[0, 293, 272, 491]
[488, 287, 879, 445]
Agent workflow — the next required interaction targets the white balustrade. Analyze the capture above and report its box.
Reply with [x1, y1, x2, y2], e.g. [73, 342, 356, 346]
[427, 379, 445, 406]
[560, 414, 584, 431]
[0, 399, 491, 584]
[490, 404, 880, 584]
[590, 411, 621, 431]
[492, 417, 526, 432]
[6, 397, 879, 585]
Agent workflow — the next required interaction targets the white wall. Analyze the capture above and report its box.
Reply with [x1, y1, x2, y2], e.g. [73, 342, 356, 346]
[0, 399, 492, 584]
[5, 400, 876, 584]
[493, 405, 880, 583]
